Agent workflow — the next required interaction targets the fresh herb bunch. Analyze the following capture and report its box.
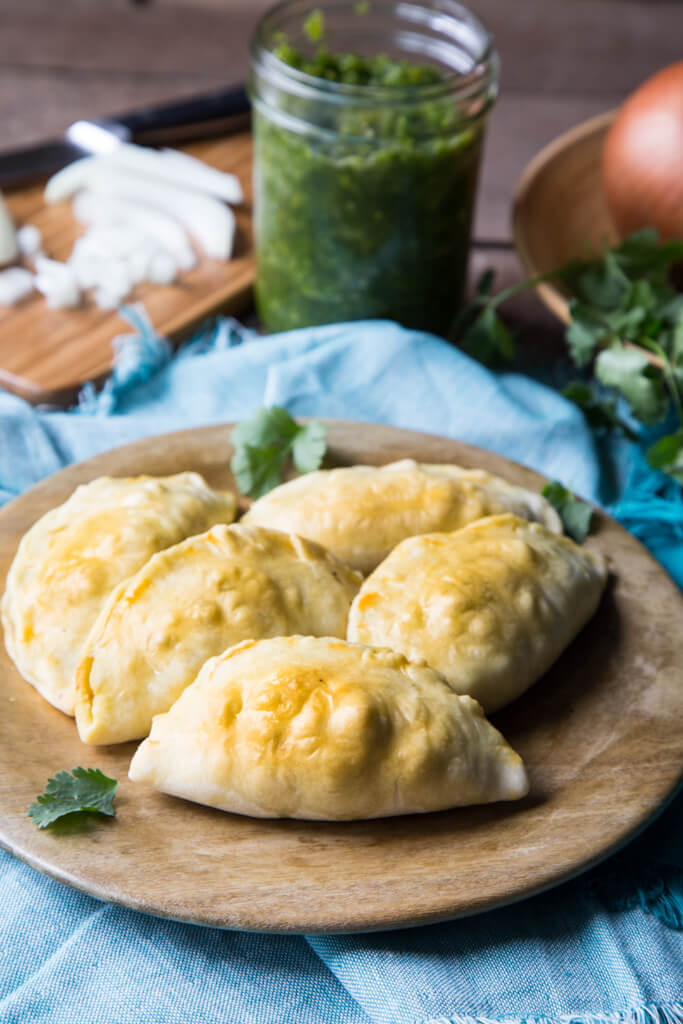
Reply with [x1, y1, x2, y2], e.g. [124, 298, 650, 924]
[28, 767, 118, 829]
[230, 406, 327, 499]
[456, 230, 683, 483]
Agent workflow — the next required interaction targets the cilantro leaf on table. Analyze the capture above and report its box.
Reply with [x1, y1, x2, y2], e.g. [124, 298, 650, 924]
[28, 767, 118, 829]
[230, 407, 328, 499]
[542, 481, 594, 543]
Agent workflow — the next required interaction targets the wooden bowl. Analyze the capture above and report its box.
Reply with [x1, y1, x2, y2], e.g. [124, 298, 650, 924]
[512, 111, 617, 323]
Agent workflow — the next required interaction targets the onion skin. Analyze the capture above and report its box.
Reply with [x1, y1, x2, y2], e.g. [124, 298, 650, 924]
[602, 61, 683, 242]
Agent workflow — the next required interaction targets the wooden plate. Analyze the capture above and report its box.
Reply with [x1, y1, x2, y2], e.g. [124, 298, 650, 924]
[512, 111, 617, 324]
[0, 132, 254, 405]
[1, 422, 682, 934]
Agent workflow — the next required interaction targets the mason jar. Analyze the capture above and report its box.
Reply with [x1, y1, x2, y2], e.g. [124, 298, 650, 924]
[249, 0, 499, 336]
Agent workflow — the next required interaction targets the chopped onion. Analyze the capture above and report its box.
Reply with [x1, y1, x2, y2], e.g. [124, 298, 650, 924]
[0, 266, 34, 305]
[146, 250, 178, 285]
[16, 224, 42, 261]
[0, 191, 18, 267]
[93, 285, 129, 311]
[34, 257, 81, 309]
[72, 191, 196, 271]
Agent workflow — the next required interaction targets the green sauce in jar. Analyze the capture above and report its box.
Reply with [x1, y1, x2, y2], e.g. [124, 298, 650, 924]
[250, 2, 498, 335]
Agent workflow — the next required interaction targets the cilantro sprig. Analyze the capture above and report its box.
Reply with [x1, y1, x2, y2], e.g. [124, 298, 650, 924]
[455, 229, 683, 484]
[28, 767, 118, 830]
[230, 406, 327, 499]
[542, 481, 594, 543]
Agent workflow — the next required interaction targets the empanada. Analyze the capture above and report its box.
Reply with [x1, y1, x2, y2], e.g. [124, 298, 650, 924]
[129, 635, 529, 820]
[242, 459, 562, 573]
[1, 473, 236, 715]
[347, 514, 608, 713]
[76, 525, 362, 745]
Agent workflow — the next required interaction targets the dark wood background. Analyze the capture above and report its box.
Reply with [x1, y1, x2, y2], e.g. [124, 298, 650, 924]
[2, 0, 681, 352]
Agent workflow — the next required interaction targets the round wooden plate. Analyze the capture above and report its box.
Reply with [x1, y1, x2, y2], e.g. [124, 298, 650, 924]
[1, 422, 682, 934]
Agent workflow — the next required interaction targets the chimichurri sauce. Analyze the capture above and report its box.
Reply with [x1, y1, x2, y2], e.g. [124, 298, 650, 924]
[252, 45, 484, 336]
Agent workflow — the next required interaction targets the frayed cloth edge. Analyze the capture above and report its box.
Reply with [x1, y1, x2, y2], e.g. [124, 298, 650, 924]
[421, 1001, 683, 1024]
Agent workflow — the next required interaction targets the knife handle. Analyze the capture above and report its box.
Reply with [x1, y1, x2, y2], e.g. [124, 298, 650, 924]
[101, 84, 251, 146]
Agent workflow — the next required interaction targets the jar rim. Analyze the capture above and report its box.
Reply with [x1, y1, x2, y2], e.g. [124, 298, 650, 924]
[249, 0, 498, 109]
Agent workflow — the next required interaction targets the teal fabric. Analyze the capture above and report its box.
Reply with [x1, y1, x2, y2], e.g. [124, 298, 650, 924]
[0, 316, 681, 1024]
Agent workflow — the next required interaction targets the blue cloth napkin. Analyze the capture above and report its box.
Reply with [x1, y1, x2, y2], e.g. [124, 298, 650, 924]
[1, 316, 681, 1024]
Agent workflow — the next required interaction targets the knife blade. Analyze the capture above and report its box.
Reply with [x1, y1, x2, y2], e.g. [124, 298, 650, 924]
[0, 84, 250, 191]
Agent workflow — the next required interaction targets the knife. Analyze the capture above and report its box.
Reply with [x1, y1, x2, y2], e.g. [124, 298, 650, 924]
[0, 84, 251, 191]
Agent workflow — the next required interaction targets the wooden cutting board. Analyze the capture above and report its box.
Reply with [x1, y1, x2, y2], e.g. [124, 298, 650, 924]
[1, 422, 682, 934]
[0, 132, 254, 405]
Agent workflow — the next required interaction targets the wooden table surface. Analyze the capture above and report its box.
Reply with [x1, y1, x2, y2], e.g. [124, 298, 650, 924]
[2, 0, 682, 365]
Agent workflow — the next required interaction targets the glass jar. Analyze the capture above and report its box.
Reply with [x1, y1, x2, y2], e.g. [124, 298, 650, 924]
[249, 0, 499, 336]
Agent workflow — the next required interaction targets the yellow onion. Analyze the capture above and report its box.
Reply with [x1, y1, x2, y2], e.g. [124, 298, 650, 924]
[602, 61, 683, 241]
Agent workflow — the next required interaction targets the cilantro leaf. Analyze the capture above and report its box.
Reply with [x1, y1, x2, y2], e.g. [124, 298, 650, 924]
[565, 300, 606, 366]
[291, 420, 328, 474]
[611, 229, 683, 280]
[475, 268, 495, 297]
[28, 767, 117, 829]
[670, 312, 683, 368]
[231, 442, 289, 499]
[562, 380, 638, 440]
[230, 407, 328, 499]
[542, 481, 594, 542]
[574, 251, 630, 311]
[646, 430, 683, 484]
[459, 305, 516, 366]
[455, 230, 683, 485]
[595, 343, 669, 426]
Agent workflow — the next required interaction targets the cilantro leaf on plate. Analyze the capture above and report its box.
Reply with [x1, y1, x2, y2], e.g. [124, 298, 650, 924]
[291, 420, 328, 474]
[230, 407, 328, 499]
[28, 767, 118, 829]
[541, 481, 594, 543]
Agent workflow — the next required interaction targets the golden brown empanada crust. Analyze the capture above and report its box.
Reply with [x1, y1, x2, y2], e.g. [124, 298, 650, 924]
[243, 459, 562, 573]
[348, 514, 608, 713]
[129, 635, 529, 820]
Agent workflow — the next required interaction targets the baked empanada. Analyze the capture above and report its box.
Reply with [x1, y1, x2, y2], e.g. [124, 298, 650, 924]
[347, 514, 608, 713]
[242, 459, 562, 573]
[76, 525, 362, 745]
[1, 473, 236, 716]
[129, 635, 529, 820]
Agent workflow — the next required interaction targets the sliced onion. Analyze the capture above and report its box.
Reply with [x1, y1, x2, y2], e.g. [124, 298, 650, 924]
[48, 161, 234, 260]
[0, 267, 34, 305]
[156, 148, 243, 204]
[45, 143, 242, 208]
